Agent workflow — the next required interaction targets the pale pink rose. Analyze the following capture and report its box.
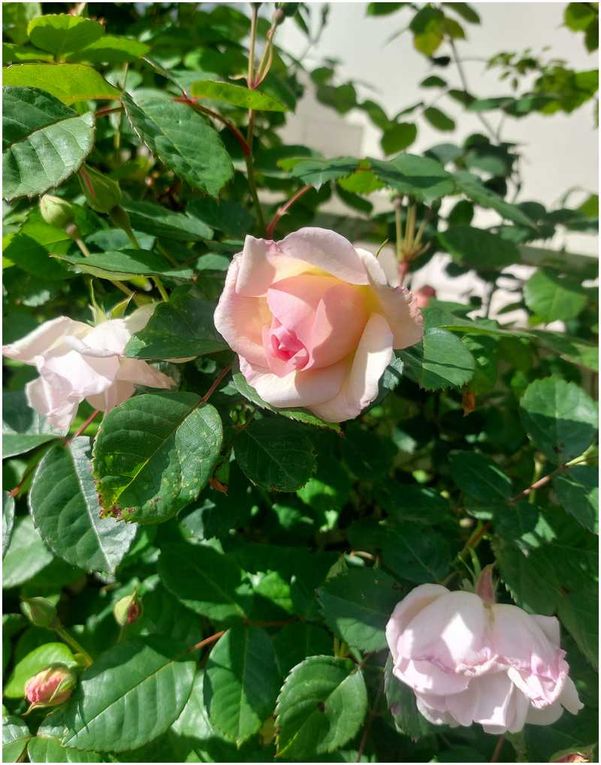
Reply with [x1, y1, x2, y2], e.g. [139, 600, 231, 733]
[3, 305, 173, 430]
[213, 228, 423, 422]
[386, 583, 583, 734]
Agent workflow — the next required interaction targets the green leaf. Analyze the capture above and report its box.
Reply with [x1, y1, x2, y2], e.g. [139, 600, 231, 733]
[520, 377, 598, 463]
[524, 269, 588, 322]
[123, 92, 233, 197]
[4, 642, 77, 698]
[125, 287, 227, 360]
[4, 3, 42, 45]
[3, 492, 15, 556]
[454, 170, 535, 227]
[533, 331, 598, 372]
[384, 655, 433, 738]
[65, 35, 149, 65]
[554, 465, 598, 534]
[3, 390, 63, 457]
[564, 2, 597, 32]
[54, 250, 193, 281]
[3, 64, 120, 104]
[3, 232, 72, 281]
[27, 15, 104, 57]
[371, 153, 455, 202]
[190, 79, 287, 111]
[524, 704, 597, 763]
[3, 715, 31, 763]
[318, 567, 400, 652]
[438, 225, 519, 271]
[275, 656, 368, 759]
[3, 433, 58, 460]
[381, 523, 451, 583]
[381, 123, 418, 155]
[3, 516, 54, 589]
[3, 87, 94, 201]
[399, 327, 476, 390]
[29, 437, 137, 574]
[186, 197, 253, 238]
[93, 392, 223, 524]
[557, 580, 598, 669]
[273, 623, 332, 677]
[27, 736, 105, 763]
[290, 156, 359, 188]
[158, 542, 249, 622]
[46, 637, 196, 752]
[448, 450, 513, 503]
[424, 106, 455, 131]
[122, 200, 213, 242]
[234, 417, 316, 492]
[204, 626, 281, 745]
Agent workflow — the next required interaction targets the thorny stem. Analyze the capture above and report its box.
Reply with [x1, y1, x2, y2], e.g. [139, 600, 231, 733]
[201, 365, 233, 403]
[265, 184, 312, 238]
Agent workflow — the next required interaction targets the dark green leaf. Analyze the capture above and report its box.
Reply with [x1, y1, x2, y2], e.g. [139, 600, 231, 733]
[125, 287, 226, 360]
[54, 250, 193, 281]
[290, 156, 359, 188]
[381, 524, 451, 583]
[3, 492, 15, 557]
[123, 92, 233, 197]
[318, 567, 400, 652]
[371, 153, 455, 202]
[204, 626, 281, 744]
[448, 450, 513, 502]
[424, 106, 455, 131]
[3, 86, 94, 200]
[93, 392, 223, 523]
[381, 123, 418, 155]
[29, 437, 137, 574]
[27, 736, 105, 763]
[520, 377, 598, 463]
[234, 417, 316, 492]
[122, 200, 213, 242]
[3, 715, 31, 763]
[454, 170, 535, 227]
[45, 637, 196, 752]
[275, 656, 368, 759]
[3, 516, 54, 588]
[438, 225, 519, 271]
[399, 327, 475, 390]
[158, 541, 249, 622]
[524, 269, 588, 322]
[553, 465, 598, 534]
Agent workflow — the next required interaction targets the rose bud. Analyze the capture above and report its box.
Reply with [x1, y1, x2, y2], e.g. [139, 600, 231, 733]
[553, 754, 591, 763]
[386, 577, 583, 734]
[78, 165, 122, 213]
[24, 664, 76, 710]
[39, 194, 75, 229]
[21, 597, 59, 629]
[3, 305, 173, 430]
[113, 593, 142, 626]
[414, 285, 436, 309]
[214, 228, 423, 422]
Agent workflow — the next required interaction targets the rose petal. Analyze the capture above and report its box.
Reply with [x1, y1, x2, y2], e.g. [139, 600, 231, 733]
[310, 313, 393, 422]
[3, 316, 89, 364]
[87, 380, 136, 412]
[25, 377, 77, 431]
[386, 584, 449, 661]
[214, 254, 271, 366]
[240, 356, 348, 408]
[116, 357, 174, 389]
[277, 228, 369, 285]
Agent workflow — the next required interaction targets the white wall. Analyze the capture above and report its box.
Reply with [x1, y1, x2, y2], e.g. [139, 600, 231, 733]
[277, 2, 598, 258]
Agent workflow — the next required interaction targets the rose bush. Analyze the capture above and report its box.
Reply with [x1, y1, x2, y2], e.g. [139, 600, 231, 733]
[214, 227, 423, 421]
[2, 3, 598, 764]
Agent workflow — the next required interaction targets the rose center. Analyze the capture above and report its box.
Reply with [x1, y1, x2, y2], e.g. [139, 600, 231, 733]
[267, 321, 309, 369]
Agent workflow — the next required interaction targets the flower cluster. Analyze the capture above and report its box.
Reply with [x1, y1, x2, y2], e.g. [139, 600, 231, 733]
[386, 571, 583, 734]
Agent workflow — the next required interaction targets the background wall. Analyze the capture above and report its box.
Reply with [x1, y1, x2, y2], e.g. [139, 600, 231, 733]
[276, 2, 598, 314]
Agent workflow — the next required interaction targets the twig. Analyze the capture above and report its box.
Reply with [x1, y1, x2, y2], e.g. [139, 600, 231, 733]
[188, 630, 225, 654]
[448, 37, 498, 141]
[490, 734, 506, 762]
[265, 185, 312, 238]
[201, 365, 233, 403]
[67, 410, 101, 443]
[356, 676, 384, 762]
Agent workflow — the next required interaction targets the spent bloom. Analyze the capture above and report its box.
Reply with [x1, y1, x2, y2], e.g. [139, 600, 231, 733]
[214, 227, 423, 422]
[386, 572, 583, 734]
[3, 305, 173, 431]
[25, 664, 76, 710]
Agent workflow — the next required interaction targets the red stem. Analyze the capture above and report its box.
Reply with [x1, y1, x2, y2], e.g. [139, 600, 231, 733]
[67, 409, 101, 442]
[265, 185, 312, 239]
[188, 630, 225, 654]
[201, 365, 232, 403]
[174, 96, 251, 156]
[95, 105, 123, 118]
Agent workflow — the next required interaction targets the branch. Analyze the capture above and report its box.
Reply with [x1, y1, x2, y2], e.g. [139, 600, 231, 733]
[265, 185, 312, 239]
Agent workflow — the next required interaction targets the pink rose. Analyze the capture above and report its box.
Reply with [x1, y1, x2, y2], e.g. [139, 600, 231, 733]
[214, 228, 423, 422]
[386, 582, 583, 734]
[3, 305, 173, 430]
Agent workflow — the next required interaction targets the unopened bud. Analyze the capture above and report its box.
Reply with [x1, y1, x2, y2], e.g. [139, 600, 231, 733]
[554, 754, 591, 763]
[21, 597, 59, 629]
[24, 664, 76, 710]
[39, 195, 75, 229]
[79, 165, 122, 213]
[415, 285, 436, 310]
[272, 8, 286, 25]
[113, 593, 142, 626]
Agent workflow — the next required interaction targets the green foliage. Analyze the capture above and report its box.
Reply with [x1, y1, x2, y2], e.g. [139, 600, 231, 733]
[1, 3, 597, 763]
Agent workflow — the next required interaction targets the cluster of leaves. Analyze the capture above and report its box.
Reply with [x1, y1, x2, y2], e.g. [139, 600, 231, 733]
[2, 2, 598, 763]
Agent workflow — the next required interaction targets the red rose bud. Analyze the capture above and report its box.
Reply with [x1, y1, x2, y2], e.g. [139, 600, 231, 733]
[415, 285, 436, 309]
[113, 593, 142, 626]
[24, 664, 76, 710]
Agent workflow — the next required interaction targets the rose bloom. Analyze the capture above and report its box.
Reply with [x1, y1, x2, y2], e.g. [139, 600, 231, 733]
[386, 582, 583, 734]
[214, 228, 423, 422]
[3, 305, 173, 430]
